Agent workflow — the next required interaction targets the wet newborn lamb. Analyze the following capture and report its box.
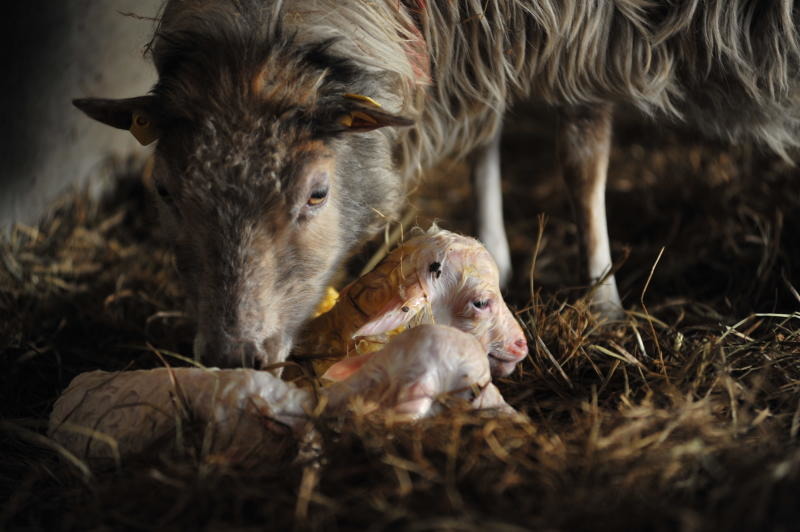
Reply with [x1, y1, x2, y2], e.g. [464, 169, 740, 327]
[301, 228, 528, 377]
[322, 324, 514, 417]
[48, 366, 312, 461]
[49, 325, 511, 461]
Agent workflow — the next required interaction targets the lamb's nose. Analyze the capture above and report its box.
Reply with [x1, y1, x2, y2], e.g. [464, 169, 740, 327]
[507, 337, 528, 359]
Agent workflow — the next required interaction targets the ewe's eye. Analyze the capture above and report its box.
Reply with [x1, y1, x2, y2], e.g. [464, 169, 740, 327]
[472, 299, 491, 310]
[307, 187, 329, 207]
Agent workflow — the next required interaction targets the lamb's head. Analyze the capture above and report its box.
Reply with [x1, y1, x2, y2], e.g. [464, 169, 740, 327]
[350, 229, 529, 376]
[323, 325, 513, 418]
[424, 231, 529, 377]
[72, 23, 412, 369]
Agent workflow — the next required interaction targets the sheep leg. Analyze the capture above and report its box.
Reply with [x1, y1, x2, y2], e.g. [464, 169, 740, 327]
[557, 103, 623, 318]
[470, 125, 512, 288]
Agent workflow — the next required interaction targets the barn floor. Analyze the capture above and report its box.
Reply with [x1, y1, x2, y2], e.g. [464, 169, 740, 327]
[2, 105, 799, 531]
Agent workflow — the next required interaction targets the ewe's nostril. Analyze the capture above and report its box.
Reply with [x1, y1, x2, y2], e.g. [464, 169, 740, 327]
[194, 331, 232, 366]
[240, 341, 263, 368]
[194, 328, 264, 368]
[260, 335, 289, 373]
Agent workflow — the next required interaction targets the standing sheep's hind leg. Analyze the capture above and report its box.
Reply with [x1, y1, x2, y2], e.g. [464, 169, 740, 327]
[557, 104, 624, 319]
[471, 126, 512, 288]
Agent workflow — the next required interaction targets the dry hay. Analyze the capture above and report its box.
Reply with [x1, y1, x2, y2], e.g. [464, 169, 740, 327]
[1, 107, 800, 531]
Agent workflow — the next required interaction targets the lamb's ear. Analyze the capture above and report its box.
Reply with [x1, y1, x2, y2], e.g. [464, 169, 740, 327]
[73, 96, 162, 146]
[322, 352, 376, 382]
[352, 284, 428, 338]
[393, 374, 436, 418]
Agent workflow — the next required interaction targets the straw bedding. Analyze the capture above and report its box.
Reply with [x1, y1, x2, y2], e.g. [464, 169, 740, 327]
[1, 106, 799, 530]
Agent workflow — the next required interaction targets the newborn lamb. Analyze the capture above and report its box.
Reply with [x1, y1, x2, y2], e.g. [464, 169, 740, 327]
[48, 367, 312, 462]
[49, 325, 512, 461]
[323, 324, 514, 418]
[301, 227, 528, 377]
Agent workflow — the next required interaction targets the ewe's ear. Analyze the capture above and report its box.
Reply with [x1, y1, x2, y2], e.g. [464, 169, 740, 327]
[352, 284, 428, 338]
[336, 106, 414, 132]
[319, 93, 414, 134]
[322, 352, 376, 382]
[73, 96, 162, 146]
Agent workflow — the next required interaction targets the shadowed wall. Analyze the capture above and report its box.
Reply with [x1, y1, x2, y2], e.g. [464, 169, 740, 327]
[1, 1, 162, 228]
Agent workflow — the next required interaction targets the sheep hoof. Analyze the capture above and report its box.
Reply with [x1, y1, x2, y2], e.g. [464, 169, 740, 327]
[587, 278, 625, 321]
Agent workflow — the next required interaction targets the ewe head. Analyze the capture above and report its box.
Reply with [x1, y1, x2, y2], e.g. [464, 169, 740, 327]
[73, 16, 413, 369]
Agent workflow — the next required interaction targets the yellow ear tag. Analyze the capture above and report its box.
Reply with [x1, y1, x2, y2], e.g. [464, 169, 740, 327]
[343, 93, 382, 108]
[130, 112, 160, 146]
[312, 286, 340, 318]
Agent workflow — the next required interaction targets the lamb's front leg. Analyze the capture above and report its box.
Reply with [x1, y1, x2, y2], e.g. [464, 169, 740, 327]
[471, 125, 512, 288]
[557, 103, 623, 319]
